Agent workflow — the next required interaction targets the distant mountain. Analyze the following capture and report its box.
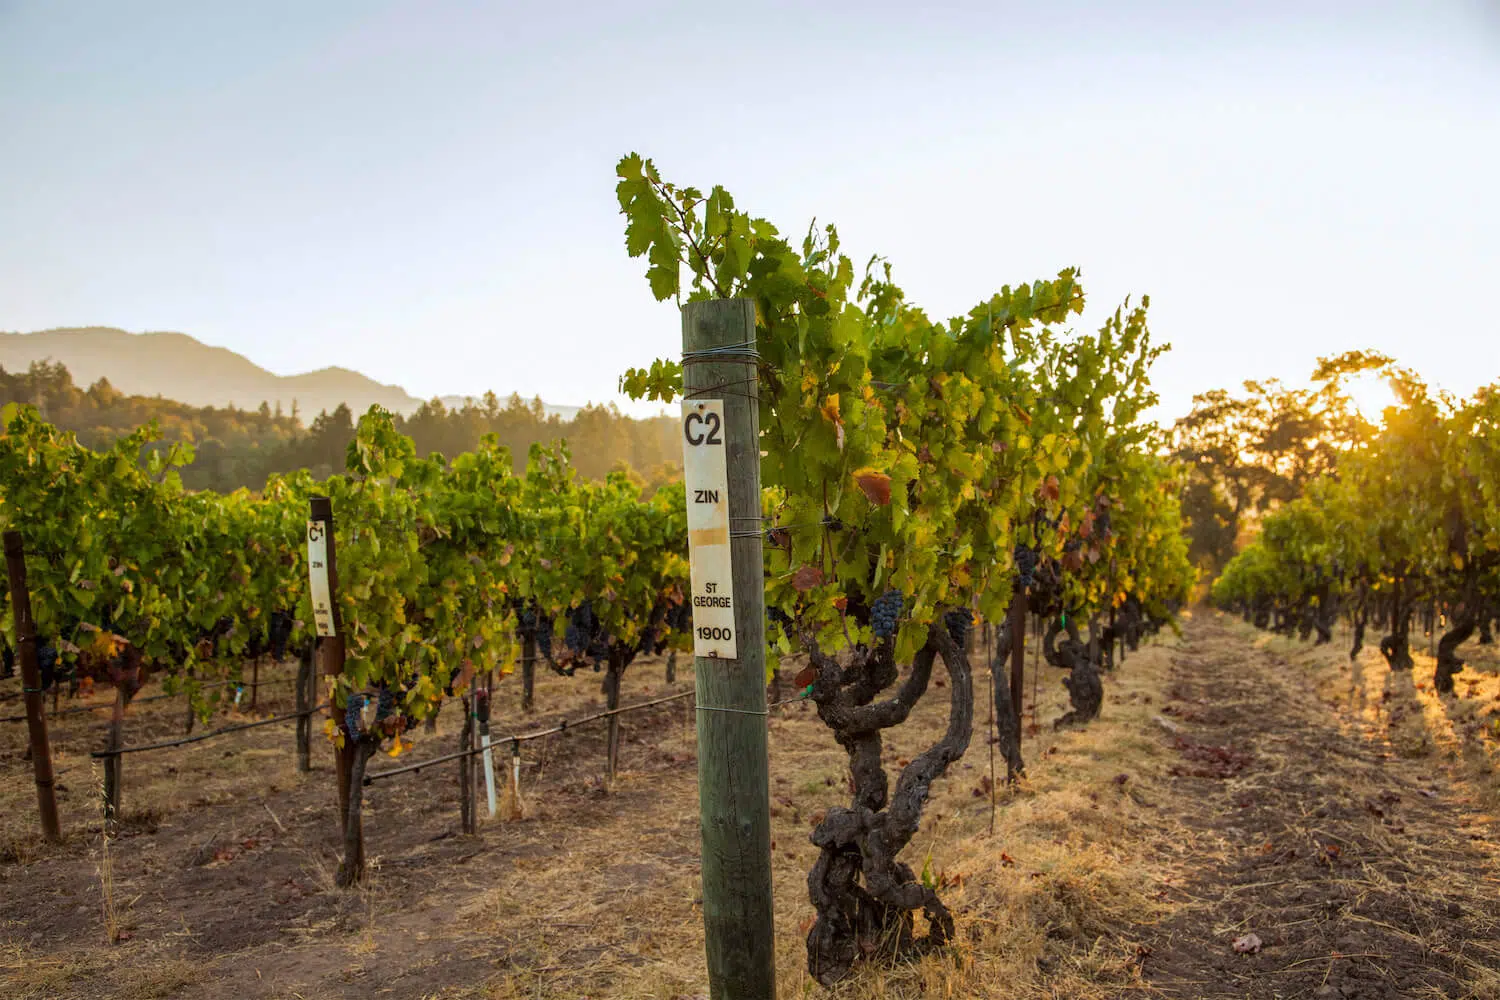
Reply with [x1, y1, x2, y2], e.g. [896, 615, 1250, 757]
[0, 327, 576, 420]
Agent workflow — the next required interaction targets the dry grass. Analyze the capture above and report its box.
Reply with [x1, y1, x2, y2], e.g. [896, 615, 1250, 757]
[431, 626, 1195, 1000]
[18, 616, 1495, 998]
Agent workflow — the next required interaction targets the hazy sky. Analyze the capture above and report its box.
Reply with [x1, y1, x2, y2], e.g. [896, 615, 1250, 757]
[2, 1, 1496, 421]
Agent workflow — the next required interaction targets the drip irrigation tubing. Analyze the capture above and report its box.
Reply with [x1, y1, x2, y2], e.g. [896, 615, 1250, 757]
[365, 688, 812, 785]
[89, 703, 328, 759]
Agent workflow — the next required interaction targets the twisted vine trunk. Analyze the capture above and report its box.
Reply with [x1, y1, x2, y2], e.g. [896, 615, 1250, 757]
[1312, 591, 1336, 646]
[804, 624, 973, 985]
[1380, 579, 1414, 671]
[1055, 618, 1103, 729]
[1435, 610, 1474, 695]
[336, 737, 378, 887]
[1350, 597, 1367, 661]
[991, 619, 1025, 783]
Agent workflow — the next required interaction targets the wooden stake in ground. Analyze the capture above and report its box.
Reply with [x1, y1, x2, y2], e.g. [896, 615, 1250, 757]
[681, 298, 777, 999]
[308, 498, 361, 885]
[520, 631, 536, 713]
[295, 645, 313, 772]
[3, 531, 61, 842]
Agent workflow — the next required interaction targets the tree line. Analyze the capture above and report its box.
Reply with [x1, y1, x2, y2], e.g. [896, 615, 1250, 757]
[0, 360, 681, 492]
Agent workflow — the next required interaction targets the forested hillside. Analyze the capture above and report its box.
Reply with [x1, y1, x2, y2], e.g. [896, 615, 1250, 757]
[0, 360, 679, 492]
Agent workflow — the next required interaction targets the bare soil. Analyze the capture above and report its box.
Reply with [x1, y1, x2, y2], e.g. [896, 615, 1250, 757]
[1, 614, 1496, 999]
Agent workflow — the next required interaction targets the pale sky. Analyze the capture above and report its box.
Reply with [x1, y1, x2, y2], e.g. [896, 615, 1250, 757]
[1, 1, 1496, 421]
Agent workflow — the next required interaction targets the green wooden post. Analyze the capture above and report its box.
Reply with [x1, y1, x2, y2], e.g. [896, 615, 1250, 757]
[682, 298, 776, 999]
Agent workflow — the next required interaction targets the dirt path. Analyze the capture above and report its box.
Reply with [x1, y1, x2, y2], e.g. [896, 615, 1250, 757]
[5, 616, 1499, 999]
[1140, 615, 1500, 999]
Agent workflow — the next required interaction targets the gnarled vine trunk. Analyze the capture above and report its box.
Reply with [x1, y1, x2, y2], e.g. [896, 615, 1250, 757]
[336, 737, 378, 887]
[1055, 624, 1103, 728]
[1435, 595, 1476, 695]
[1349, 598, 1367, 661]
[1380, 580, 1414, 671]
[804, 622, 973, 986]
[990, 619, 1025, 783]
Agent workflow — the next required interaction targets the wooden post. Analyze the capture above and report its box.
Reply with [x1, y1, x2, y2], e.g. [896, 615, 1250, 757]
[295, 645, 313, 773]
[103, 685, 124, 823]
[604, 662, 622, 784]
[521, 632, 536, 713]
[681, 298, 776, 999]
[249, 654, 260, 710]
[458, 694, 474, 834]
[309, 497, 358, 880]
[3, 532, 61, 841]
[1008, 588, 1026, 733]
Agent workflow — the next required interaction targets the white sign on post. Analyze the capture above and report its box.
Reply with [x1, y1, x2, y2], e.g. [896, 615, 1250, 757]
[306, 520, 336, 638]
[681, 399, 737, 659]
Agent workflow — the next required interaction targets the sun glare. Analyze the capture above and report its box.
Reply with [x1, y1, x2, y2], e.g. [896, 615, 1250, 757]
[1343, 370, 1399, 424]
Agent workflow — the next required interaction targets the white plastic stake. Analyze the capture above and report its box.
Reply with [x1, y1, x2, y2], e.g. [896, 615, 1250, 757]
[481, 733, 497, 817]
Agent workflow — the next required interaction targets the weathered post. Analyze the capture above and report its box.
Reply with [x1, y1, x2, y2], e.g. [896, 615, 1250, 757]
[295, 644, 313, 772]
[3, 532, 61, 841]
[308, 498, 359, 882]
[520, 631, 536, 713]
[681, 299, 776, 999]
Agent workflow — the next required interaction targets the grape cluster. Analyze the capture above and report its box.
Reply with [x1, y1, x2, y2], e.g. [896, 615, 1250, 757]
[870, 590, 903, 639]
[343, 686, 398, 738]
[666, 601, 692, 633]
[37, 643, 59, 690]
[268, 609, 293, 661]
[943, 608, 973, 646]
[1013, 545, 1038, 589]
[344, 694, 367, 738]
[564, 602, 609, 671]
[565, 601, 595, 654]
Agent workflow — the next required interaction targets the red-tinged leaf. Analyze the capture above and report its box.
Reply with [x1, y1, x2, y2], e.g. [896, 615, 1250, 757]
[999, 852, 1016, 868]
[851, 468, 893, 506]
[833, 596, 848, 611]
[1081, 510, 1095, 538]
[1041, 475, 1060, 502]
[767, 527, 792, 551]
[794, 665, 818, 689]
[791, 566, 824, 592]
[1232, 932, 1262, 955]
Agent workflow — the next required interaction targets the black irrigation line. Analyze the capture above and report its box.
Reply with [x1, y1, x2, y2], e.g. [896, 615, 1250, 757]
[364, 687, 815, 786]
[364, 689, 698, 785]
[0, 674, 302, 725]
[89, 703, 329, 759]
